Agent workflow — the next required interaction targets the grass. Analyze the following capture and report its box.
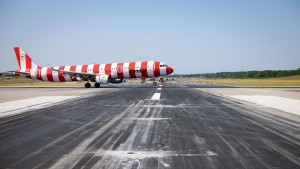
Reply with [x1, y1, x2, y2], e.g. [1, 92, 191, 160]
[179, 75, 300, 86]
[1, 75, 300, 87]
[0, 77, 85, 86]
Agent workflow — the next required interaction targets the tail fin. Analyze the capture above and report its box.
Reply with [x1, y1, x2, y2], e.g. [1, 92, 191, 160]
[14, 47, 38, 70]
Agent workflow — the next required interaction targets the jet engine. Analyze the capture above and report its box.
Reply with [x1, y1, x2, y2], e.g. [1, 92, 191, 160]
[95, 75, 110, 84]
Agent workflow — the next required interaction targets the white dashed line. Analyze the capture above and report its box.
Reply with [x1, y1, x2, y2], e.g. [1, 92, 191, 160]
[157, 88, 162, 90]
[151, 93, 161, 100]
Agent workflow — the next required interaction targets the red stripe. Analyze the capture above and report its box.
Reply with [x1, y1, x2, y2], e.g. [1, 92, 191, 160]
[46, 68, 54, 82]
[36, 67, 43, 80]
[82, 65, 88, 73]
[117, 63, 124, 78]
[58, 66, 66, 82]
[154, 61, 160, 77]
[141, 61, 148, 77]
[25, 54, 32, 69]
[15, 70, 20, 76]
[70, 65, 76, 71]
[129, 62, 136, 78]
[25, 69, 31, 78]
[105, 63, 111, 76]
[93, 64, 100, 74]
[14, 47, 21, 69]
[70, 65, 77, 81]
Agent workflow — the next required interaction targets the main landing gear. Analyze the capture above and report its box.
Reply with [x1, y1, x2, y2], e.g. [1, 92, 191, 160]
[84, 82, 100, 88]
[85, 82, 91, 88]
[94, 83, 100, 88]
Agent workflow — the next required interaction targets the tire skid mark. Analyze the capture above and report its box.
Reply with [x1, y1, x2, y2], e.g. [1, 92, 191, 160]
[12, 105, 125, 169]
[210, 127, 251, 168]
[49, 99, 146, 169]
[261, 138, 300, 166]
[92, 101, 165, 168]
[239, 139, 271, 168]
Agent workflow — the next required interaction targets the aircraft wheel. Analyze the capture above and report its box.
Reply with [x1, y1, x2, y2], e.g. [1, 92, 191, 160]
[85, 83, 91, 88]
[153, 82, 157, 86]
[94, 83, 100, 88]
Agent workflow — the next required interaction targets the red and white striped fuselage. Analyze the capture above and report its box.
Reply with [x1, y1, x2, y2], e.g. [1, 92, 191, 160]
[12, 47, 174, 86]
[15, 61, 173, 82]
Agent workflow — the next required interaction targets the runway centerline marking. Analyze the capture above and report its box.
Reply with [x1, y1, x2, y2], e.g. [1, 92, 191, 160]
[151, 93, 161, 100]
[157, 88, 162, 90]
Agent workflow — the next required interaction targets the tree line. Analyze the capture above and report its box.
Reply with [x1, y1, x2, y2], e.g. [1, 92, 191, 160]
[179, 68, 300, 79]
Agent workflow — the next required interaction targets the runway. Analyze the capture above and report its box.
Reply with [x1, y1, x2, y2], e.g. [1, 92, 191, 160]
[0, 83, 300, 168]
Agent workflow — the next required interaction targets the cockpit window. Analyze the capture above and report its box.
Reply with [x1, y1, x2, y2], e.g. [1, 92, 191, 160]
[160, 65, 167, 67]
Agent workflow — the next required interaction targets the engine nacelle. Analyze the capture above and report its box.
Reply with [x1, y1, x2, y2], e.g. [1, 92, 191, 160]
[95, 75, 110, 84]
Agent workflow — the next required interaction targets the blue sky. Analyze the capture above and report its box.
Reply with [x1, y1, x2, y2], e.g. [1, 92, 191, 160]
[1, 0, 299, 74]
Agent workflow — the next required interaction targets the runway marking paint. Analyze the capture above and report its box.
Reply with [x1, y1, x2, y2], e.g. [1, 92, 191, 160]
[151, 93, 161, 100]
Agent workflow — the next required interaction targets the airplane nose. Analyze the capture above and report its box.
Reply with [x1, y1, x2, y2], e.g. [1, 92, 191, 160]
[166, 66, 174, 74]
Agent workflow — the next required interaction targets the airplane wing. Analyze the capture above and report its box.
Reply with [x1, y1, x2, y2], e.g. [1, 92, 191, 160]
[50, 67, 97, 80]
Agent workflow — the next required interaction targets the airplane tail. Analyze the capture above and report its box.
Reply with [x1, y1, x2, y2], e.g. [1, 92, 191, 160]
[14, 47, 38, 70]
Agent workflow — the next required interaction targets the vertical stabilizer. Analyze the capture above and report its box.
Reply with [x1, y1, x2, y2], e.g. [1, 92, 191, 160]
[14, 47, 38, 70]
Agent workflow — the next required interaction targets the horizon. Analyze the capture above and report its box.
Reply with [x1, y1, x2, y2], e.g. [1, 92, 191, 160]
[175, 67, 300, 75]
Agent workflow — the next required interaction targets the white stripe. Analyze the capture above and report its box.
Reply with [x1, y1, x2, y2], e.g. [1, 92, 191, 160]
[135, 62, 142, 78]
[100, 64, 106, 74]
[157, 88, 162, 90]
[76, 65, 82, 72]
[41, 67, 48, 81]
[64, 66, 71, 81]
[30, 68, 37, 80]
[123, 62, 130, 78]
[111, 63, 118, 78]
[147, 61, 154, 77]
[52, 66, 59, 82]
[160, 66, 166, 76]
[20, 48, 26, 70]
[151, 93, 161, 100]
[87, 64, 94, 74]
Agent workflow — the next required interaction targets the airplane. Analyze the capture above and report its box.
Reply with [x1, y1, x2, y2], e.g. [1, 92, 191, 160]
[7, 47, 174, 88]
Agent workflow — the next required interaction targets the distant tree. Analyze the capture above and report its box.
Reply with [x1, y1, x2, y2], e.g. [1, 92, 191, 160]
[180, 68, 300, 79]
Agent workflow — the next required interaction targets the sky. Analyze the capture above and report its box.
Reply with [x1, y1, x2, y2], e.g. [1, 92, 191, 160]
[1, 0, 299, 74]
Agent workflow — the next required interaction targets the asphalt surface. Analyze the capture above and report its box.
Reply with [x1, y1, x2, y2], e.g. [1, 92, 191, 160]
[0, 83, 300, 169]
